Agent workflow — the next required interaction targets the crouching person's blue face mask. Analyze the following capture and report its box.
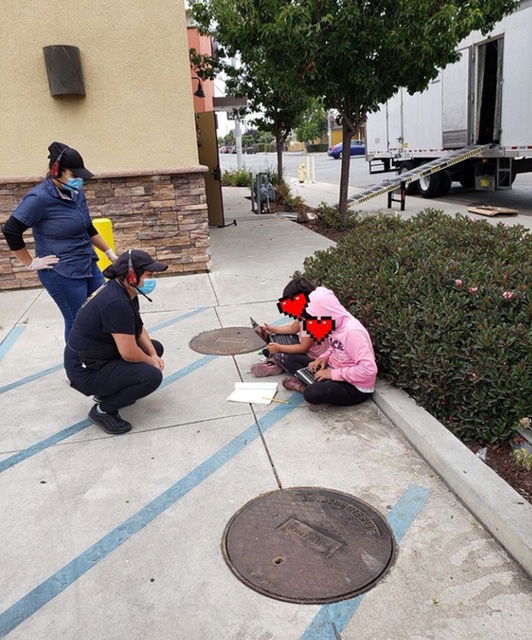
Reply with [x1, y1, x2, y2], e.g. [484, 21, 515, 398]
[138, 278, 157, 295]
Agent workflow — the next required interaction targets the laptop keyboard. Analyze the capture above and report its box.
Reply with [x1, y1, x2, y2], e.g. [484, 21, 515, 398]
[272, 334, 299, 345]
[295, 367, 316, 385]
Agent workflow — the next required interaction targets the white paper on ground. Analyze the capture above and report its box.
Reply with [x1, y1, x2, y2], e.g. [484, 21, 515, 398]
[227, 382, 278, 404]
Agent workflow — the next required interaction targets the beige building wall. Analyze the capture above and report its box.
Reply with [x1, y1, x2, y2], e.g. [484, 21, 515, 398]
[1, 0, 198, 177]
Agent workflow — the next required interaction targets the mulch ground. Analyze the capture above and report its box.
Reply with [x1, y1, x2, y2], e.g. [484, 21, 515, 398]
[301, 220, 350, 243]
[485, 443, 531, 503]
[298, 216, 532, 503]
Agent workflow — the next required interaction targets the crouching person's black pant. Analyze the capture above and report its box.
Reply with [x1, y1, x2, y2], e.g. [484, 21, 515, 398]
[65, 340, 164, 413]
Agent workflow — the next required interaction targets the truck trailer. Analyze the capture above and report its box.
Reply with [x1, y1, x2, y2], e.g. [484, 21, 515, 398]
[365, 0, 532, 198]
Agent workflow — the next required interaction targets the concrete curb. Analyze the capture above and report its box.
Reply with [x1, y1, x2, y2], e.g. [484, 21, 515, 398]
[373, 382, 532, 578]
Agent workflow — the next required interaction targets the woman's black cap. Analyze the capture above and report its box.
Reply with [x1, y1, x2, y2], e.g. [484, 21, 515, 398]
[48, 141, 94, 179]
[102, 249, 168, 279]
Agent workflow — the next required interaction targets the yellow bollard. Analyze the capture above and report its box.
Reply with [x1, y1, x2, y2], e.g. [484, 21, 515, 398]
[298, 163, 307, 183]
[92, 218, 116, 272]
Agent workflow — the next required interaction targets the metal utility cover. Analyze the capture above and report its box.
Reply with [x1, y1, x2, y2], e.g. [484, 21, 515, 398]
[189, 327, 265, 355]
[222, 487, 396, 604]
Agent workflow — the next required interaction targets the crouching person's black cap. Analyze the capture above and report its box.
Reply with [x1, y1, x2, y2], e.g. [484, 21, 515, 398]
[103, 249, 168, 279]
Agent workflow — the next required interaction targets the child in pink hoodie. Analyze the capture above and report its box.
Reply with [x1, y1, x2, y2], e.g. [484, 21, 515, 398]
[283, 286, 377, 409]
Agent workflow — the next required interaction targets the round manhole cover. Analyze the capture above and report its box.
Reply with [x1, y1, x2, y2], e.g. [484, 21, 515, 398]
[222, 487, 396, 604]
[189, 327, 265, 355]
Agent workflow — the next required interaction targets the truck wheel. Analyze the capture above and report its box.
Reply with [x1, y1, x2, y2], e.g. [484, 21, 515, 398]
[437, 170, 452, 197]
[418, 172, 442, 198]
[398, 162, 419, 195]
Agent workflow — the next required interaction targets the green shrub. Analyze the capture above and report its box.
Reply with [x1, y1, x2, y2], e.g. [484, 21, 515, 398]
[315, 201, 358, 231]
[221, 168, 251, 187]
[306, 143, 329, 153]
[276, 181, 307, 214]
[302, 209, 532, 444]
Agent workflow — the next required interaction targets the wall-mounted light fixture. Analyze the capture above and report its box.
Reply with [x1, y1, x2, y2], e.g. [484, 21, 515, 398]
[191, 76, 205, 98]
[43, 45, 85, 96]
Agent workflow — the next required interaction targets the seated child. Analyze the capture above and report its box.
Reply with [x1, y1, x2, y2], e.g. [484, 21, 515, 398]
[250, 277, 326, 377]
[282, 286, 378, 410]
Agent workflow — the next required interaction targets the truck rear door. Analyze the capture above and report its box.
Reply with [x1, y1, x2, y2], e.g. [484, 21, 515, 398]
[442, 47, 472, 148]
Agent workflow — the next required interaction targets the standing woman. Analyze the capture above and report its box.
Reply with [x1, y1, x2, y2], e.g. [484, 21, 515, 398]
[2, 142, 117, 340]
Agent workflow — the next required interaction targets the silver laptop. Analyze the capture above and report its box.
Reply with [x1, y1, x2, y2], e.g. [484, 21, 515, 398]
[295, 367, 316, 386]
[250, 317, 299, 345]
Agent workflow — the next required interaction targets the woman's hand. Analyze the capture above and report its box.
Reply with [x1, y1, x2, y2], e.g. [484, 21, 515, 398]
[308, 357, 327, 373]
[150, 355, 165, 371]
[314, 367, 332, 381]
[267, 342, 282, 354]
[28, 255, 59, 270]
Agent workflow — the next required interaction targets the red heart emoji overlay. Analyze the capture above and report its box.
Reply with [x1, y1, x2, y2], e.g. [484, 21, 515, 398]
[304, 317, 335, 344]
[277, 291, 309, 319]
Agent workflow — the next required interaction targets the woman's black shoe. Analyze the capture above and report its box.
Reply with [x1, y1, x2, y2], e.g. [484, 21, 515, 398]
[88, 405, 132, 435]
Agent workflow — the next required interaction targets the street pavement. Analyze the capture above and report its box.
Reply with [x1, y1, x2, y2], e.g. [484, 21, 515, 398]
[221, 151, 532, 217]
[0, 187, 531, 639]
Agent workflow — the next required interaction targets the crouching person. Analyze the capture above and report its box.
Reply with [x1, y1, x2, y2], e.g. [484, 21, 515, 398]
[64, 249, 168, 435]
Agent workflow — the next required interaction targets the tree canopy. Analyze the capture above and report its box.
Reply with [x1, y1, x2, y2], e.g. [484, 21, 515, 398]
[296, 98, 327, 144]
[191, 0, 519, 212]
[190, 0, 313, 182]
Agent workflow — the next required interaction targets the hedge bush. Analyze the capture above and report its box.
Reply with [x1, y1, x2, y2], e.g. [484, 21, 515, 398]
[221, 168, 251, 187]
[302, 209, 532, 444]
[306, 143, 329, 153]
[315, 201, 358, 231]
[276, 181, 306, 213]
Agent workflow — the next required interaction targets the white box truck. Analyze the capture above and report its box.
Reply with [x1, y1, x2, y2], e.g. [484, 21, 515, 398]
[365, 0, 532, 198]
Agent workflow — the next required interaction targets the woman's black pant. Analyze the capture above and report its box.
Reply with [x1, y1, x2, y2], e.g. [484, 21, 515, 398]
[279, 353, 373, 407]
[65, 340, 164, 413]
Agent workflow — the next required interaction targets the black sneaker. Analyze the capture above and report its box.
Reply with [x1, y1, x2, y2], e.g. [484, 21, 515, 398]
[88, 404, 132, 435]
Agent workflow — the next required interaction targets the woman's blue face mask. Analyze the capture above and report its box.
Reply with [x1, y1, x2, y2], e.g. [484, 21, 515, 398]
[138, 278, 156, 295]
[63, 177, 84, 193]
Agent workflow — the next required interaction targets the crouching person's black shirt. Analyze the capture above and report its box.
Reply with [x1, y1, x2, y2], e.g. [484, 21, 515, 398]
[66, 280, 143, 369]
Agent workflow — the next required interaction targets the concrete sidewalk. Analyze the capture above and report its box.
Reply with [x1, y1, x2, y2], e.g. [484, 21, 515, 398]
[0, 186, 531, 639]
[290, 178, 532, 230]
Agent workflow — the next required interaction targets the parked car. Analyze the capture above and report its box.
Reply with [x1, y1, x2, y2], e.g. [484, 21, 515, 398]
[230, 145, 237, 154]
[327, 139, 365, 159]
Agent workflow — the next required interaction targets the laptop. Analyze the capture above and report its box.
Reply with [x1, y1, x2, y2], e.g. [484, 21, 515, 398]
[250, 317, 299, 346]
[294, 367, 316, 386]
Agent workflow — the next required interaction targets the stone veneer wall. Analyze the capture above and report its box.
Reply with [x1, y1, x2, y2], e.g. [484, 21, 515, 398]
[0, 169, 210, 290]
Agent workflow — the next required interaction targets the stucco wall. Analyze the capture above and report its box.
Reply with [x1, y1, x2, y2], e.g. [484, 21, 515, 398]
[1, 1, 198, 177]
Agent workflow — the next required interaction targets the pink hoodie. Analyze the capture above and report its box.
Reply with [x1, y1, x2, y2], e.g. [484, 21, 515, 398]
[306, 287, 377, 392]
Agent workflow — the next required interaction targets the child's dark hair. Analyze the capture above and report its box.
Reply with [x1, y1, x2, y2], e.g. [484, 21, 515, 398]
[283, 276, 316, 298]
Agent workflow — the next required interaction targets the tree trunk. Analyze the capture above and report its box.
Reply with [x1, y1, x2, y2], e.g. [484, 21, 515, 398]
[338, 117, 352, 218]
[275, 129, 284, 185]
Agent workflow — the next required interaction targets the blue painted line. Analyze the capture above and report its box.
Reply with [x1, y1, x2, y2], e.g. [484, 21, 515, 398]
[0, 325, 26, 362]
[0, 420, 91, 474]
[0, 364, 63, 395]
[159, 355, 217, 388]
[387, 484, 432, 542]
[147, 306, 210, 332]
[0, 395, 303, 637]
[300, 484, 432, 640]
[0, 307, 210, 395]
[0, 355, 218, 474]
